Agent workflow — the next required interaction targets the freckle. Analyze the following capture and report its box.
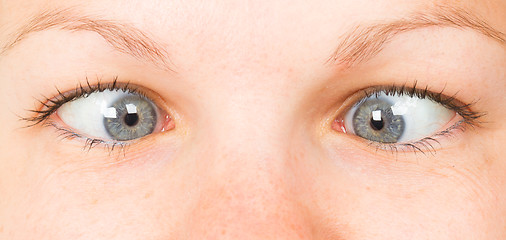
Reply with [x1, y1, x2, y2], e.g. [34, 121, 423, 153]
[144, 191, 153, 199]
[0, 225, 3, 232]
[90, 199, 98, 205]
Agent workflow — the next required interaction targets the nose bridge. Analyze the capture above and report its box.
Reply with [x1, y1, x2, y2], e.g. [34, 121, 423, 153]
[186, 147, 312, 239]
[183, 107, 312, 239]
[194, 71, 298, 168]
[175, 66, 314, 238]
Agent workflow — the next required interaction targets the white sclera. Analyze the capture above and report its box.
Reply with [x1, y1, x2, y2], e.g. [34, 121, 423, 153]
[344, 93, 455, 143]
[57, 90, 131, 139]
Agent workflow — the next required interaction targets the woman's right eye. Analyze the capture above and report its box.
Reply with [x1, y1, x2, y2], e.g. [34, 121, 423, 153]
[56, 88, 171, 142]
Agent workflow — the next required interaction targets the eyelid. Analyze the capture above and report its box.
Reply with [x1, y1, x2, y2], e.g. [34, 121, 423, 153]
[23, 78, 175, 151]
[24, 78, 169, 126]
[333, 83, 483, 125]
[330, 83, 485, 155]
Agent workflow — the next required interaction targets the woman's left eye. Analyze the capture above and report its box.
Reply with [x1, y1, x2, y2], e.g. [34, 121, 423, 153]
[56, 89, 168, 141]
[335, 91, 458, 144]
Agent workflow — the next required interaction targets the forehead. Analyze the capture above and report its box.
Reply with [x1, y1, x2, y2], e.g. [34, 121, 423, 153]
[1, 0, 504, 76]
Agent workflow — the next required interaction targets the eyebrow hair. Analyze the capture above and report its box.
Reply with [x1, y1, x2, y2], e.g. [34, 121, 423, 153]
[329, 5, 506, 68]
[0, 8, 174, 71]
[2, 6, 504, 72]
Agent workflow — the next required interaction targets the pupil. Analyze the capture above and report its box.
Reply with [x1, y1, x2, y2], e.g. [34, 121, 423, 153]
[124, 113, 139, 127]
[370, 117, 384, 131]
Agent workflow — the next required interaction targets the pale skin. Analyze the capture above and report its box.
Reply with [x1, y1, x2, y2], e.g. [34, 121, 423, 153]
[0, 0, 505, 239]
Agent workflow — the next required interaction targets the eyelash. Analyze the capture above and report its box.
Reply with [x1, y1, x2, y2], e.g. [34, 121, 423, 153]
[24, 80, 485, 155]
[23, 77, 142, 153]
[340, 82, 485, 155]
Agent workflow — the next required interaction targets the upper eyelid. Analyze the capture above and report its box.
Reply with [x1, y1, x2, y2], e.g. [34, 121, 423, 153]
[22, 79, 155, 127]
[333, 83, 484, 124]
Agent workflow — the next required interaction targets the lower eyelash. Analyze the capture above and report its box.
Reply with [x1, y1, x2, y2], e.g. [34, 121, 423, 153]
[44, 119, 130, 155]
[369, 117, 473, 156]
[27, 78, 486, 156]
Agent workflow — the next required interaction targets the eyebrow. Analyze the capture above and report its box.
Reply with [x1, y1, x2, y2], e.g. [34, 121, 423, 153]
[0, 8, 174, 71]
[1, 6, 504, 72]
[329, 5, 506, 68]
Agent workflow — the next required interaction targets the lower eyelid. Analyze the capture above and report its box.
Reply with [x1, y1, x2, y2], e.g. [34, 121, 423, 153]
[368, 116, 468, 155]
[49, 105, 174, 142]
[332, 112, 459, 141]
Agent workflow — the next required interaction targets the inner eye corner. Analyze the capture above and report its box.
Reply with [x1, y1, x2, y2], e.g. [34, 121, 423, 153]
[329, 99, 360, 134]
[159, 111, 176, 132]
[331, 117, 347, 133]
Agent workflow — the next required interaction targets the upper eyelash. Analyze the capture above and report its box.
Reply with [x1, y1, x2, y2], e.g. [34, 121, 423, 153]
[23, 76, 141, 126]
[22, 77, 145, 153]
[357, 81, 486, 124]
[352, 82, 486, 155]
[25, 79, 486, 155]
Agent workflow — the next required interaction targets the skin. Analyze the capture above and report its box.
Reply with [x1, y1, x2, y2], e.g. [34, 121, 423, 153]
[0, 0, 505, 239]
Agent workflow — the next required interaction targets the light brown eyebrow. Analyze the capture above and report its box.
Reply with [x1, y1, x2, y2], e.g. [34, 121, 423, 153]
[329, 5, 506, 68]
[0, 8, 174, 71]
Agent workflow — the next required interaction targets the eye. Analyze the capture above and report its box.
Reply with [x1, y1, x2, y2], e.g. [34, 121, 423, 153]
[56, 88, 169, 142]
[335, 90, 458, 144]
